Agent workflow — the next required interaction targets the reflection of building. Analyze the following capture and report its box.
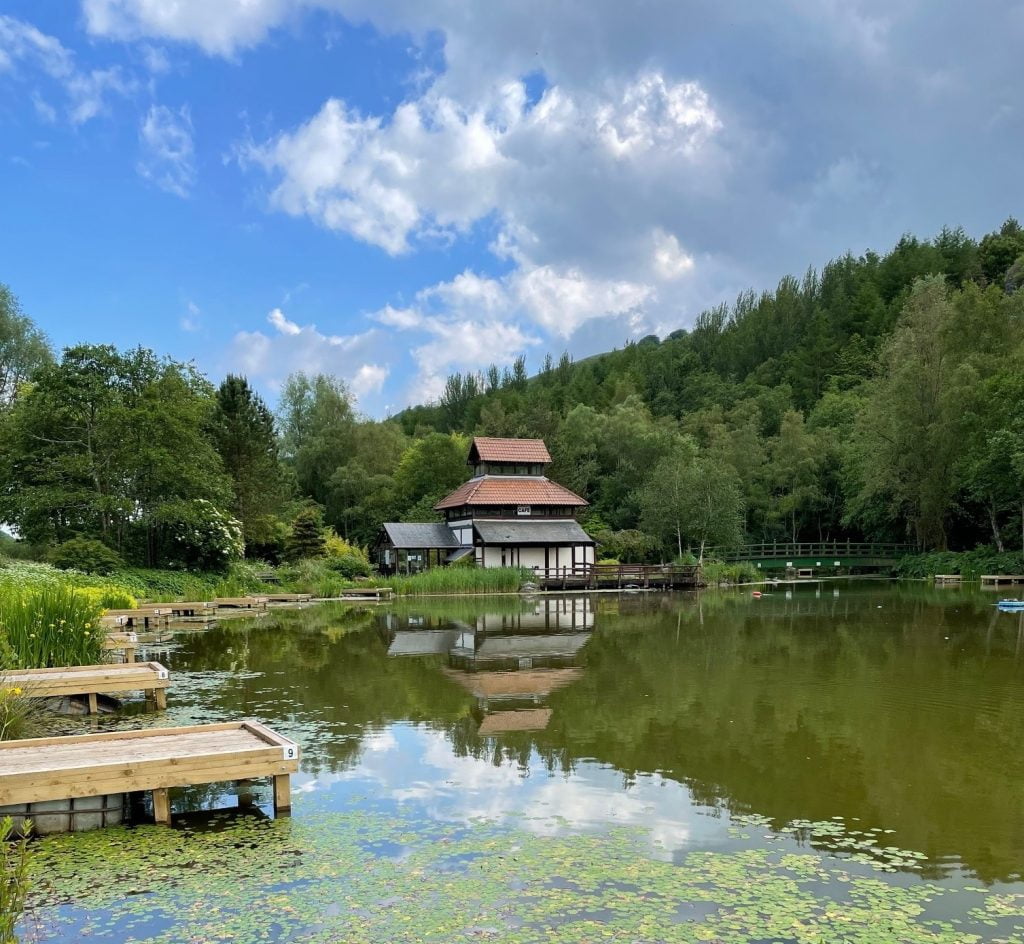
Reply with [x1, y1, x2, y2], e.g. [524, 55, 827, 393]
[384, 598, 595, 735]
[376, 438, 595, 574]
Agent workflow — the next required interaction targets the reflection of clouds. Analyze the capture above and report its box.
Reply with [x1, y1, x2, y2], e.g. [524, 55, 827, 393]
[306, 722, 721, 857]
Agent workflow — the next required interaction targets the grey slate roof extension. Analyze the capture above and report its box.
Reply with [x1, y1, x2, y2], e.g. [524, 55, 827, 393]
[381, 522, 461, 549]
[473, 520, 595, 545]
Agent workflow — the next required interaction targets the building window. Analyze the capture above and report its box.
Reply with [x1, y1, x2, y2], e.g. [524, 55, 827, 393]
[517, 505, 531, 516]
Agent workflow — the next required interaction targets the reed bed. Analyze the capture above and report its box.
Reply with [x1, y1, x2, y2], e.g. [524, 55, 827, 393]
[0, 585, 105, 669]
[0, 816, 31, 941]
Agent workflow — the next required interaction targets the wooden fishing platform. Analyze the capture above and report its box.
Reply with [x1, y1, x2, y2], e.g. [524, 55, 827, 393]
[102, 631, 138, 663]
[981, 575, 1024, 586]
[264, 592, 313, 603]
[215, 596, 269, 609]
[101, 609, 170, 629]
[0, 720, 299, 825]
[0, 661, 169, 713]
[339, 587, 393, 601]
[934, 574, 962, 584]
[138, 602, 216, 617]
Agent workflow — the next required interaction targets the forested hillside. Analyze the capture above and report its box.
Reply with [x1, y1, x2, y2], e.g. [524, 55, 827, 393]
[1, 219, 1023, 568]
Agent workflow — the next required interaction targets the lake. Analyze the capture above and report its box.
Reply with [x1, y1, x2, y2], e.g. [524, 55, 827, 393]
[20, 580, 1024, 943]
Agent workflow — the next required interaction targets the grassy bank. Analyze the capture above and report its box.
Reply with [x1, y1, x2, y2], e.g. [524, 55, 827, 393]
[700, 560, 763, 585]
[894, 548, 1024, 580]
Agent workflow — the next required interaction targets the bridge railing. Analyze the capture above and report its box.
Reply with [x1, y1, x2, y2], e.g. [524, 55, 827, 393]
[707, 542, 916, 562]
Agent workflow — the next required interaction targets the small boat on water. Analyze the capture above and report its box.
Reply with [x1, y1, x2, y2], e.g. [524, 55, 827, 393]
[996, 599, 1024, 611]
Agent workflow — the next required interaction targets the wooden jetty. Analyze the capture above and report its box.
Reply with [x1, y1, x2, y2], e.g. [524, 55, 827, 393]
[138, 601, 216, 618]
[0, 720, 299, 825]
[934, 574, 962, 584]
[339, 587, 393, 601]
[214, 596, 269, 609]
[981, 575, 1024, 586]
[0, 661, 169, 713]
[264, 592, 313, 603]
[534, 563, 701, 591]
[101, 608, 170, 629]
[102, 631, 138, 663]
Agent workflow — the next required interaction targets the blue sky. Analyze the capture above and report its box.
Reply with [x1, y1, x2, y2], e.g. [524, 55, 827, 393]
[1, 2, 1021, 415]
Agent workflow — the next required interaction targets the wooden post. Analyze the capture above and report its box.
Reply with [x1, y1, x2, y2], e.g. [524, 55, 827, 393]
[152, 787, 171, 825]
[87, 692, 98, 715]
[154, 688, 167, 711]
[273, 774, 292, 814]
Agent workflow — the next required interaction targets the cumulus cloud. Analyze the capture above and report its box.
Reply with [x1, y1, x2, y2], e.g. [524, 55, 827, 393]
[0, 15, 134, 123]
[224, 306, 389, 404]
[138, 104, 195, 196]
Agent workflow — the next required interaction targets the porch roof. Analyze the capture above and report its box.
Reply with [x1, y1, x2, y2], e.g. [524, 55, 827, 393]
[473, 519, 594, 546]
[381, 522, 461, 549]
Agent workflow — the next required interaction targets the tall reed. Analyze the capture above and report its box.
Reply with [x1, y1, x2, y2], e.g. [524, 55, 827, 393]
[0, 816, 30, 944]
[0, 586, 105, 668]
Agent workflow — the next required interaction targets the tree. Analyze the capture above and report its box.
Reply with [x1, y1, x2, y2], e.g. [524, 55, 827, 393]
[211, 375, 288, 548]
[285, 508, 327, 560]
[637, 444, 743, 561]
[768, 411, 823, 542]
[392, 433, 469, 514]
[277, 373, 356, 507]
[0, 344, 232, 564]
[0, 284, 51, 409]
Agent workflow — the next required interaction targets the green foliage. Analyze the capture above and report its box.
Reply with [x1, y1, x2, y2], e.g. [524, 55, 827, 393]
[0, 585, 104, 668]
[701, 560, 762, 584]
[0, 282, 51, 410]
[211, 375, 288, 551]
[285, 508, 327, 561]
[0, 687, 41, 741]
[895, 547, 1024, 580]
[0, 816, 31, 941]
[154, 499, 245, 571]
[0, 343, 234, 566]
[46, 537, 123, 575]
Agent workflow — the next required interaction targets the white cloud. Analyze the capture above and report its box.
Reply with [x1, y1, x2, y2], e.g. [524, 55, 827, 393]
[0, 14, 134, 124]
[224, 307, 388, 404]
[138, 104, 195, 197]
[180, 300, 201, 332]
[82, 0, 293, 58]
[267, 306, 301, 335]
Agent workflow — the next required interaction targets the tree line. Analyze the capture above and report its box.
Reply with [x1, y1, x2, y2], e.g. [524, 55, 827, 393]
[0, 218, 1022, 569]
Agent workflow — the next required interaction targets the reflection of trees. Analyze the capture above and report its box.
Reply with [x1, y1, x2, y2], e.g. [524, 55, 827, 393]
[168, 591, 1024, 883]
[455, 587, 1024, 883]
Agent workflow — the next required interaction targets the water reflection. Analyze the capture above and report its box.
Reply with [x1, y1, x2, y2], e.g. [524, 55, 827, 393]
[153, 582, 1024, 883]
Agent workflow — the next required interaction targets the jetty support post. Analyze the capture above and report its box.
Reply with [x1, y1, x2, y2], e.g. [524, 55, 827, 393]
[152, 787, 171, 825]
[273, 774, 292, 815]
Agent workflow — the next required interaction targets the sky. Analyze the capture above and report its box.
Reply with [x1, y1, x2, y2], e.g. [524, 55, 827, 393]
[0, 2, 1021, 416]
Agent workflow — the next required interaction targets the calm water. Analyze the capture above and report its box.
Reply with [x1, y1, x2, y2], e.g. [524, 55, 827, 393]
[21, 581, 1024, 942]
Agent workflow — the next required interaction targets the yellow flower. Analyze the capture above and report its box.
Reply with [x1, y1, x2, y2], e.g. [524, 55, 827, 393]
[11, 687, 22, 696]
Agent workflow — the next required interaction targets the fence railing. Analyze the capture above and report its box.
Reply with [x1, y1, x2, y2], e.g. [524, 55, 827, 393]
[709, 542, 916, 562]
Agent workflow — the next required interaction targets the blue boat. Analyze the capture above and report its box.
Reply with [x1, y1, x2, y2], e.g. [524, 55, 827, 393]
[996, 600, 1024, 611]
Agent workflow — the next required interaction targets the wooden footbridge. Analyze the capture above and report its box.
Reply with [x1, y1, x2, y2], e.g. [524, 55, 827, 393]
[709, 542, 916, 572]
[0, 720, 299, 826]
[534, 563, 701, 591]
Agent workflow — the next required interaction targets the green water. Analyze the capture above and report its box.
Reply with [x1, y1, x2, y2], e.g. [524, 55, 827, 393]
[20, 581, 1024, 942]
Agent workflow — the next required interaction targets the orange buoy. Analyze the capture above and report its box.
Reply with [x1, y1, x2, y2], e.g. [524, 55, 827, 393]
[752, 590, 762, 599]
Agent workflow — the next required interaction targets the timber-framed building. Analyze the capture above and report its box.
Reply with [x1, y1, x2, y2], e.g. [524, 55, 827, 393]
[376, 437, 595, 575]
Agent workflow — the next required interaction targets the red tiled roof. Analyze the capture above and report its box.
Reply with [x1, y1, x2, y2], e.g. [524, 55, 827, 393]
[434, 476, 587, 510]
[470, 437, 551, 464]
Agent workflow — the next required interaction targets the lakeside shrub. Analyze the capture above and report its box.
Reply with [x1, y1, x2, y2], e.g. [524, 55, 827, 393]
[46, 537, 122, 575]
[701, 561, 762, 585]
[895, 547, 1024, 580]
[0, 585, 104, 668]
[0, 816, 31, 941]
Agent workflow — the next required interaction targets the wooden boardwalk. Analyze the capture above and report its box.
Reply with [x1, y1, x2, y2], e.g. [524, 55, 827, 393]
[264, 592, 313, 603]
[214, 596, 269, 609]
[339, 587, 393, 601]
[981, 575, 1024, 586]
[1, 662, 169, 713]
[534, 564, 701, 591]
[0, 720, 299, 824]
